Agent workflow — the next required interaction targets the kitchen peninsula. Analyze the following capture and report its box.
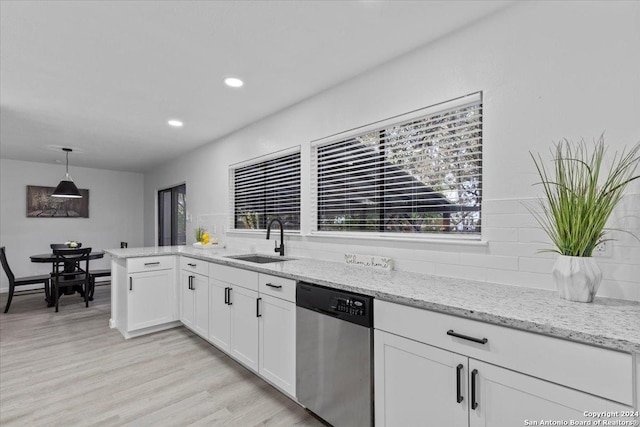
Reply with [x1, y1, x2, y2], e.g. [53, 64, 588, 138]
[106, 246, 640, 424]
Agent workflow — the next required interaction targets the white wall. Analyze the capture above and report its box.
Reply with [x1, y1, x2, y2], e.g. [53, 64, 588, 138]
[144, 1, 640, 301]
[0, 158, 144, 292]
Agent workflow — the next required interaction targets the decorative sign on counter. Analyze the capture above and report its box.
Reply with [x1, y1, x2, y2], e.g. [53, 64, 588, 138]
[344, 254, 393, 271]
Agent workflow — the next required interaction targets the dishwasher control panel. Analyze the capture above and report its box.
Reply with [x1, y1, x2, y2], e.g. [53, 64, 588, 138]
[297, 281, 373, 327]
[333, 297, 366, 316]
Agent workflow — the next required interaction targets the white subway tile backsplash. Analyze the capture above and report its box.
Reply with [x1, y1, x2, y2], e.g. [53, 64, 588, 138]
[597, 279, 640, 301]
[481, 227, 519, 242]
[224, 194, 639, 302]
[486, 269, 555, 291]
[392, 259, 436, 275]
[482, 198, 534, 214]
[463, 254, 518, 270]
[489, 241, 555, 258]
[598, 263, 640, 283]
[434, 264, 487, 281]
[518, 257, 556, 274]
[517, 227, 551, 244]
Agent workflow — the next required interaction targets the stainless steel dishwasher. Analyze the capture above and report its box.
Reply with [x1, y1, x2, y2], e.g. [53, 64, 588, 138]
[296, 281, 374, 427]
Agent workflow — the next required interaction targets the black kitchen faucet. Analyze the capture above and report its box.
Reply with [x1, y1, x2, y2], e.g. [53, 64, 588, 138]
[266, 218, 285, 256]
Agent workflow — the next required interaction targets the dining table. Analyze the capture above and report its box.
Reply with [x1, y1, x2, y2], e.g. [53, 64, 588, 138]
[30, 250, 105, 306]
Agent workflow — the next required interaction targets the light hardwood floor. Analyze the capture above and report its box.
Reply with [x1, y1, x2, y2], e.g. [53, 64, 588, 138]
[0, 285, 325, 426]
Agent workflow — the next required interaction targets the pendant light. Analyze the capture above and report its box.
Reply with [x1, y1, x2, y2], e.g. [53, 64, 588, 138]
[52, 148, 82, 198]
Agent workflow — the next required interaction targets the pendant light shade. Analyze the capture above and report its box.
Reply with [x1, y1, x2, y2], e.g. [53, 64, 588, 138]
[52, 148, 82, 198]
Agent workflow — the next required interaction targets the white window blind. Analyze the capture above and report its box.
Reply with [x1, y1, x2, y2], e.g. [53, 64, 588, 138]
[310, 92, 482, 236]
[230, 149, 301, 231]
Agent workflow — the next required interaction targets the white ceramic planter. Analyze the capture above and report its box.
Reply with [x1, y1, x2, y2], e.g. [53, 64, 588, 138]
[552, 255, 602, 303]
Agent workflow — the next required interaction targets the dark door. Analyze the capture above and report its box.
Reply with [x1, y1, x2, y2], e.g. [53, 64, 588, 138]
[158, 184, 186, 246]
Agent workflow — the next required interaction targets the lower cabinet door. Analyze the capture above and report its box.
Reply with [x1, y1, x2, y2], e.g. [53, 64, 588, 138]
[468, 359, 634, 427]
[180, 271, 195, 329]
[375, 330, 468, 427]
[229, 285, 259, 372]
[128, 269, 174, 331]
[259, 294, 296, 396]
[209, 278, 231, 353]
[192, 273, 209, 338]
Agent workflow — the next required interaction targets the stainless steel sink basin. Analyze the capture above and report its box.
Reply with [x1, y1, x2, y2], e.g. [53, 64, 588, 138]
[225, 254, 293, 264]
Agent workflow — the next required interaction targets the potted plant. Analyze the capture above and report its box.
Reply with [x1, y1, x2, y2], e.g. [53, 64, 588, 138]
[530, 134, 640, 302]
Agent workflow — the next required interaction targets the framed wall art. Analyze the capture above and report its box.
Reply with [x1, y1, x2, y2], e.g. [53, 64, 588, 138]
[26, 185, 90, 218]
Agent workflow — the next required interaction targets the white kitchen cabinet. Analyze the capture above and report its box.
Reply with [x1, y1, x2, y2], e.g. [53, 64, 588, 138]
[258, 292, 296, 397]
[180, 270, 209, 338]
[111, 255, 179, 338]
[374, 300, 636, 426]
[209, 278, 231, 352]
[229, 285, 260, 371]
[127, 269, 174, 331]
[208, 264, 260, 372]
[468, 359, 631, 427]
[375, 330, 467, 427]
[208, 266, 296, 394]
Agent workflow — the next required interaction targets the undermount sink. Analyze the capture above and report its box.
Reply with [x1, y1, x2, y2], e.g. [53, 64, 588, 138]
[225, 254, 294, 264]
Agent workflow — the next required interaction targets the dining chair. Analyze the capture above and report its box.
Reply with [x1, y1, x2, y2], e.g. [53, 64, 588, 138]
[0, 246, 51, 313]
[87, 243, 123, 300]
[51, 247, 92, 312]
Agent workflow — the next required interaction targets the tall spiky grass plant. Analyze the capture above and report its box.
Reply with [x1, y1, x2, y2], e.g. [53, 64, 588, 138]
[530, 135, 640, 257]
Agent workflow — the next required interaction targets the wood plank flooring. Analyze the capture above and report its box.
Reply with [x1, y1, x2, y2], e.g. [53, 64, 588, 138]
[0, 285, 325, 426]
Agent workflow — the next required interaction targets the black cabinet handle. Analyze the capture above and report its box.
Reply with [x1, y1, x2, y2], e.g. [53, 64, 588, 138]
[456, 364, 464, 403]
[447, 330, 488, 345]
[188, 263, 196, 267]
[265, 283, 282, 289]
[256, 298, 262, 317]
[189, 275, 195, 290]
[471, 369, 478, 410]
[227, 288, 232, 305]
[224, 287, 229, 304]
[129, 277, 132, 291]
[144, 262, 160, 266]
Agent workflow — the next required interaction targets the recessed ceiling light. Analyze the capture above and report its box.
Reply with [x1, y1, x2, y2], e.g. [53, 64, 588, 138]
[224, 77, 244, 88]
[168, 119, 183, 127]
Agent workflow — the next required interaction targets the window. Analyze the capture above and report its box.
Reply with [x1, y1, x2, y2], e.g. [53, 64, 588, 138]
[230, 149, 301, 231]
[311, 93, 482, 237]
[158, 183, 186, 246]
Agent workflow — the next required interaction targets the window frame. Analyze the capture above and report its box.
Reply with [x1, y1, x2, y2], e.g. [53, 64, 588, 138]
[229, 146, 302, 233]
[310, 92, 483, 241]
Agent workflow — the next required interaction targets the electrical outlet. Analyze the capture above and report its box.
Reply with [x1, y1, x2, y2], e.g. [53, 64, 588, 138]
[593, 240, 612, 257]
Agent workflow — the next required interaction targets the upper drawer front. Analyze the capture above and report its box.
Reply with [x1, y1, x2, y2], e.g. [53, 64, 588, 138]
[128, 256, 174, 273]
[375, 299, 633, 406]
[179, 257, 209, 276]
[210, 263, 258, 291]
[259, 274, 295, 303]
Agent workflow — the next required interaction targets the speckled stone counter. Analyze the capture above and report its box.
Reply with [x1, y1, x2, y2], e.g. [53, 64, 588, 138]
[106, 246, 640, 353]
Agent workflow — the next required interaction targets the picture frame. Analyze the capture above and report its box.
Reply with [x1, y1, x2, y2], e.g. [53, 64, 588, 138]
[26, 185, 90, 218]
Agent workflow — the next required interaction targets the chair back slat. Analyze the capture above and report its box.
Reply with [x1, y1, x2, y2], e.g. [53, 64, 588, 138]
[0, 247, 15, 283]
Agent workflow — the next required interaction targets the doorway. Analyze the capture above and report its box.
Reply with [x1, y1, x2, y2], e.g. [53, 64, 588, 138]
[158, 184, 186, 246]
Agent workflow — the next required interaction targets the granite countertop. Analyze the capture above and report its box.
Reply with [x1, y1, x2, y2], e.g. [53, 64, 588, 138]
[106, 246, 640, 353]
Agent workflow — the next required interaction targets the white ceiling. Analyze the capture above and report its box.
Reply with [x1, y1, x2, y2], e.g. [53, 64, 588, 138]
[0, 0, 510, 173]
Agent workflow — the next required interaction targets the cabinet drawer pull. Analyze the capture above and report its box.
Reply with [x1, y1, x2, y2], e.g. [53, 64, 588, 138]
[456, 364, 464, 404]
[187, 263, 196, 267]
[144, 262, 160, 266]
[471, 369, 479, 410]
[447, 330, 488, 344]
[265, 283, 282, 289]
[129, 277, 133, 291]
[256, 298, 262, 317]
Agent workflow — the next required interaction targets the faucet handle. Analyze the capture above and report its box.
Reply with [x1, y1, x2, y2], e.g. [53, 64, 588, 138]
[274, 240, 279, 252]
